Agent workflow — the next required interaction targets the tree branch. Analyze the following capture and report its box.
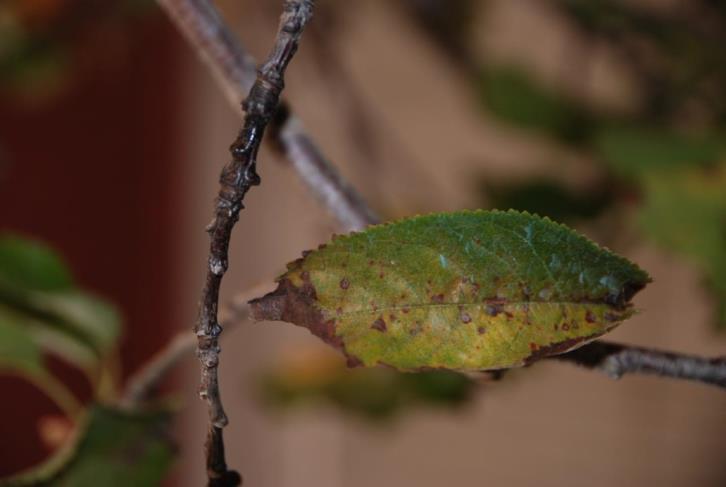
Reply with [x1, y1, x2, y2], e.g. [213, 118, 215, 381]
[121, 284, 266, 409]
[558, 341, 726, 389]
[191, 2, 314, 485]
[157, 0, 378, 232]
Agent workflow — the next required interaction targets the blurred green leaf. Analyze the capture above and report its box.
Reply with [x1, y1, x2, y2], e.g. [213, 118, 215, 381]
[0, 235, 73, 292]
[478, 67, 593, 143]
[0, 235, 120, 397]
[0, 309, 81, 415]
[484, 179, 615, 222]
[3, 405, 175, 486]
[0, 303, 98, 374]
[260, 351, 475, 421]
[26, 291, 121, 354]
[0, 311, 45, 376]
[638, 165, 726, 327]
[594, 126, 725, 179]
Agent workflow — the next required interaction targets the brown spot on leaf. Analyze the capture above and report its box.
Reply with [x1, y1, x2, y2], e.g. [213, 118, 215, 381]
[301, 250, 312, 257]
[585, 310, 596, 323]
[371, 318, 387, 332]
[402, 307, 410, 314]
[477, 326, 486, 335]
[529, 342, 538, 352]
[379, 272, 385, 279]
[485, 303, 503, 317]
[562, 323, 570, 331]
[431, 293, 445, 303]
[339, 277, 350, 290]
[410, 321, 423, 336]
[604, 312, 619, 322]
[460, 312, 472, 324]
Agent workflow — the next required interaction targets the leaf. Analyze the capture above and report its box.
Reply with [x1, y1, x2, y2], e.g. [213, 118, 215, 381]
[0, 310, 81, 415]
[0, 235, 120, 392]
[0, 234, 120, 356]
[593, 126, 725, 180]
[3, 405, 175, 486]
[0, 234, 73, 292]
[250, 210, 650, 372]
[477, 67, 593, 143]
[638, 165, 726, 327]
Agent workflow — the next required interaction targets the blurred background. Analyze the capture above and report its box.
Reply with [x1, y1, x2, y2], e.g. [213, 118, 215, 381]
[1, 0, 725, 485]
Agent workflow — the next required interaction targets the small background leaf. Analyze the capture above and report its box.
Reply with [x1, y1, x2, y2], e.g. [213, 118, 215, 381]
[260, 349, 476, 421]
[3, 405, 175, 487]
[0, 234, 121, 403]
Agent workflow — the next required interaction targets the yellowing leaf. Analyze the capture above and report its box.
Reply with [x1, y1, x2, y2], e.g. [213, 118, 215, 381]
[251, 210, 650, 372]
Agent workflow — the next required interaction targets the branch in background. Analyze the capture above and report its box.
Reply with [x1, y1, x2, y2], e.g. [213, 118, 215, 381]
[157, 0, 378, 232]
[558, 341, 726, 389]
[190, 1, 314, 485]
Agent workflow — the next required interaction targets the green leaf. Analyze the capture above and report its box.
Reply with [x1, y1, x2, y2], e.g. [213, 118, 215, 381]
[0, 234, 73, 292]
[593, 126, 725, 179]
[0, 310, 81, 415]
[0, 313, 46, 376]
[0, 235, 120, 394]
[26, 291, 121, 354]
[3, 406, 175, 486]
[251, 210, 650, 371]
[478, 67, 593, 143]
[638, 165, 726, 327]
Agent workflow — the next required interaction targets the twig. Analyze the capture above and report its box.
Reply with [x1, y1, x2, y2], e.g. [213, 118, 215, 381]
[558, 341, 726, 389]
[192, 2, 315, 485]
[157, 0, 378, 232]
[121, 283, 268, 409]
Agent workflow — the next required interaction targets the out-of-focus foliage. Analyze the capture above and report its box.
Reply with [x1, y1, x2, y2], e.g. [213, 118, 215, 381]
[478, 67, 594, 144]
[0, 235, 175, 485]
[638, 167, 726, 325]
[260, 349, 476, 421]
[593, 126, 725, 180]
[0, 234, 121, 406]
[4, 406, 175, 487]
[483, 179, 615, 223]
[0, 0, 154, 101]
[400, 0, 726, 327]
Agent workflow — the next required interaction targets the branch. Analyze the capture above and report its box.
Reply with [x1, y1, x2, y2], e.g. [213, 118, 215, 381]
[191, 2, 314, 485]
[558, 341, 726, 389]
[157, 0, 378, 232]
[120, 284, 267, 409]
